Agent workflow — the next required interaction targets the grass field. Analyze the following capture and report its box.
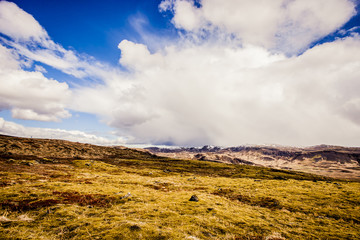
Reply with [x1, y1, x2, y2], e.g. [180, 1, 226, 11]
[0, 157, 359, 239]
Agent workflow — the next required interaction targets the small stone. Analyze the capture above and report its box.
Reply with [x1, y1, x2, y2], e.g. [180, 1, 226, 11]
[186, 236, 200, 240]
[189, 195, 199, 202]
[129, 224, 141, 231]
[121, 192, 131, 199]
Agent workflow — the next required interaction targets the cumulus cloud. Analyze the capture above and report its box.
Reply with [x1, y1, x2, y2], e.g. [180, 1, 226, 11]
[72, 35, 360, 147]
[0, 45, 71, 121]
[0, 1, 47, 42]
[71, 0, 360, 146]
[0, 118, 126, 145]
[0, 1, 123, 122]
[118, 40, 164, 71]
[160, 0, 356, 55]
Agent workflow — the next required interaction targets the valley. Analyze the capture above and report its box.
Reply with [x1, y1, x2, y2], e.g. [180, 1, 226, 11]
[147, 145, 360, 180]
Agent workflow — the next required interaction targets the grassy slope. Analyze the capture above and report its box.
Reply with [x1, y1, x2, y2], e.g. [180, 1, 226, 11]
[0, 156, 359, 240]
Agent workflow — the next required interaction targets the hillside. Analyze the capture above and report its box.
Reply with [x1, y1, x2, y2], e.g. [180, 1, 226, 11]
[0, 135, 359, 239]
[0, 134, 158, 161]
[147, 145, 360, 180]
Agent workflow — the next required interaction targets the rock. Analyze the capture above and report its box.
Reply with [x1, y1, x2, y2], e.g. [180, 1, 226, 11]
[186, 236, 200, 240]
[121, 192, 131, 199]
[129, 224, 141, 231]
[189, 195, 199, 202]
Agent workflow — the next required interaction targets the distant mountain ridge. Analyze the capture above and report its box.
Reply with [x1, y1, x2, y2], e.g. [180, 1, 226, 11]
[1, 134, 359, 180]
[147, 145, 360, 180]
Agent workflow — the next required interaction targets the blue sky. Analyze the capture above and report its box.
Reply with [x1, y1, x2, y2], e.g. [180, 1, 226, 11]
[11, 0, 175, 62]
[0, 0, 360, 147]
[0, 0, 175, 144]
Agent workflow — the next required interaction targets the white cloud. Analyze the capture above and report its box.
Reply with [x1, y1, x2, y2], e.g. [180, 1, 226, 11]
[34, 65, 47, 73]
[72, 35, 360, 147]
[0, 43, 19, 69]
[160, 0, 356, 55]
[276, 0, 356, 54]
[0, 1, 120, 83]
[118, 40, 164, 71]
[1, 36, 116, 81]
[0, 1, 123, 122]
[0, 117, 126, 145]
[171, 0, 204, 31]
[0, 1, 48, 42]
[0, 44, 71, 122]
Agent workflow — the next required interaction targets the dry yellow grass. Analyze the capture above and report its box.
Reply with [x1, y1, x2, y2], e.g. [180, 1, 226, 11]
[0, 157, 359, 239]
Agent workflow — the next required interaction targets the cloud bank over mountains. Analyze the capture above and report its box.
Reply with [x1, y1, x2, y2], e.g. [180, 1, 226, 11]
[0, 0, 359, 146]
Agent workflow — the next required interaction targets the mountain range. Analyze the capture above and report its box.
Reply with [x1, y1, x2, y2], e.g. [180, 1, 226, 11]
[147, 145, 360, 180]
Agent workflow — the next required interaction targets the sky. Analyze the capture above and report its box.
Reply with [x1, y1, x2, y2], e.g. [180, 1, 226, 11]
[0, 0, 360, 147]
